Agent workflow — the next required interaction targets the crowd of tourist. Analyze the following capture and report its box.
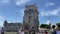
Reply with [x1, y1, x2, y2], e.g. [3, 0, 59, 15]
[0, 26, 58, 34]
[18, 26, 57, 34]
[18, 29, 56, 34]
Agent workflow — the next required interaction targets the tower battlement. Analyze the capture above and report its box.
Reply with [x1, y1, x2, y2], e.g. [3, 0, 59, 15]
[25, 4, 38, 10]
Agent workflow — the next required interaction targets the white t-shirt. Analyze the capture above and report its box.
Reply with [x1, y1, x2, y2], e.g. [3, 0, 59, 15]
[20, 31, 24, 34]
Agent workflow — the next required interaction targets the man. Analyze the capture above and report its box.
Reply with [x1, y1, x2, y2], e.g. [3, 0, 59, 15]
[1, 27, 4, 34]
[52, 25, 56, 34]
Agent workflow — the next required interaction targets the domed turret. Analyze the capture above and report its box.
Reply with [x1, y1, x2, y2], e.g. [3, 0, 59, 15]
[4, 20, 8, 27]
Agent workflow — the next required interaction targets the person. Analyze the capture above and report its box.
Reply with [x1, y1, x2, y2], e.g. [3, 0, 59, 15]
[30, 29, 35, 34]
[52, 25, 56, 34]
[36, 30, 40, 34]
[45, 30, 48, 34]
[19, 29, 24, 34]
[19, 28, 24, 34]
[25, 30, 29, 34]
[1, 27, 4, 34]
[52, 29, 56, 34]
[30, 27, 35, 34]
[29, 29, 31, 34]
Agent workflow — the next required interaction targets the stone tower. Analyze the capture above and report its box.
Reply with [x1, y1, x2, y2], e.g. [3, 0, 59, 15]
[23, 4, 39, 31]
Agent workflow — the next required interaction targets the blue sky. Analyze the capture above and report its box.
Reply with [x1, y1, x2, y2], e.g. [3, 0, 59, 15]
[0, 0, 60, 27]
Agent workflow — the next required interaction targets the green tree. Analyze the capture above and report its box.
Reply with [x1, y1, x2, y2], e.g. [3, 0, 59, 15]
[56, 23, 60, 27]
[40, 24, 50, 29]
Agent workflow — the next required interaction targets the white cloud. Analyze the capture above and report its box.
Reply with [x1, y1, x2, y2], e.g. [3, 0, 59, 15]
[46, 20, 51, 24]
[45, 3, 55, 7]
[18, 8, 25, 16]
[41, 7, 60, 16]
[0, 16, 5, 20]
[16, 0, 31, 6]
[21, 9, 25, 15]
[0, 18, 4, 27]
[0, 0, 9, 4]
[0, 21, 4, 27]
[43, 20, 51, 25]
[17, 9, 25, 22]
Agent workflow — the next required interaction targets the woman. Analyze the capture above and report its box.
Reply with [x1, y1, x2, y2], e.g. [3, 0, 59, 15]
[45, 30, 48, 34]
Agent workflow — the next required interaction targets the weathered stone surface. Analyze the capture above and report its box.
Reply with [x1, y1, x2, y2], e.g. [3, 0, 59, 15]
[23, 4, 39, 34]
